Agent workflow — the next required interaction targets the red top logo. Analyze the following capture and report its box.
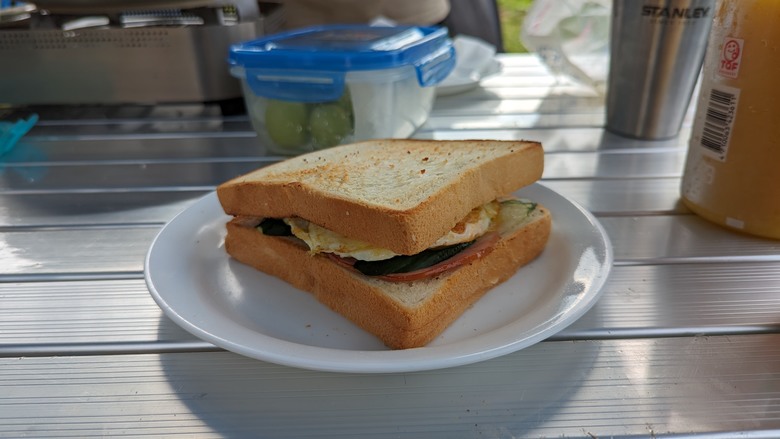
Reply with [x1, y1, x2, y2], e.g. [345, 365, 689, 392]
[719, 37, 744, 79]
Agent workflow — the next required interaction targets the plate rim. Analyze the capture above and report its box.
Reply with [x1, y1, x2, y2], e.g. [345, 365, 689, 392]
[145, 183, 613, 373]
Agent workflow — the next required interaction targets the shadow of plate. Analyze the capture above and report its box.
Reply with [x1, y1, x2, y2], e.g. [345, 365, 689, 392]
[157, 318, 601, 439]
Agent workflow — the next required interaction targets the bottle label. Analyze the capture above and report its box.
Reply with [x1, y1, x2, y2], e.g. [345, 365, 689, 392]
[691, 85, 741, 162]
[718, 37, 744, 79]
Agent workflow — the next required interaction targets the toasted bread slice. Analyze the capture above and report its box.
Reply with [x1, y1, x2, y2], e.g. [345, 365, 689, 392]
[217, 139, 543, 255]
[224, 203, 552, 349]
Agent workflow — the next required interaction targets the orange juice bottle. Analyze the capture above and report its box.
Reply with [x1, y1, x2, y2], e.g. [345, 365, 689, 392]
[681, 0, 780, 239]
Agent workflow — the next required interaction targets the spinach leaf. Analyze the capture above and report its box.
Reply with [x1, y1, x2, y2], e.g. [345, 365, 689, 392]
[354, 240, 474, 276]
[258, 218, 292, 236]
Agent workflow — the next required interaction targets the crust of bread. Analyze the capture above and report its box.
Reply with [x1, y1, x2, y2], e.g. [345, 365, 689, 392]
[217, 139, 543, 255]
[224, 205, 552, 349]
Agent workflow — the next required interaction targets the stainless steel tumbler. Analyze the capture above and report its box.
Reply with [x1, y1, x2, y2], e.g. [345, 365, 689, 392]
[606, 0, 715, 139]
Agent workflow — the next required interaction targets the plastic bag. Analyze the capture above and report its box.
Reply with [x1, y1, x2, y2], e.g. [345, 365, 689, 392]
[520, 0, 611, 92]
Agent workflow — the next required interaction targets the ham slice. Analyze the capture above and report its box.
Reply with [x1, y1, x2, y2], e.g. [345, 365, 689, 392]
[326, 232, 501, 282]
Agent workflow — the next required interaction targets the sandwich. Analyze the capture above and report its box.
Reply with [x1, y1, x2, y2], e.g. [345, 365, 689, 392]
[216, 139, 552, 349]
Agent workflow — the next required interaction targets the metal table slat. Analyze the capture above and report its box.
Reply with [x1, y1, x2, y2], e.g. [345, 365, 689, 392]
[0, 227, 158, 279]
[422, 112, 607, 131]
[1, 335, 780, 438]
[13, 137, 265, 161]
[0, 178, 687, 227]
[603, 215, 780, 264]
[544, 178, 687, 215]
[0, 150, 683, 193]
[0, 191, 206, 227]
[1, 263, 779, 347]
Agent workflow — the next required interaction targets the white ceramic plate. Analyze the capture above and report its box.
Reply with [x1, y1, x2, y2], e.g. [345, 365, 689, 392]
[145, 183, 612, 373]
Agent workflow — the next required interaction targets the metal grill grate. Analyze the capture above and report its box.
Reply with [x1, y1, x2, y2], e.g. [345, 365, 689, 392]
[0, 28, 172, 50]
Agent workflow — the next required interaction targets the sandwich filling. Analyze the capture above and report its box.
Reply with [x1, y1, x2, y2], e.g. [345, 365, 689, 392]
[285, 201, 500, 262]
[257, 198, 538, 281]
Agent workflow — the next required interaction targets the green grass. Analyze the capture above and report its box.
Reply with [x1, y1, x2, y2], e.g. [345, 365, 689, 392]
[497, 0, 534, 53]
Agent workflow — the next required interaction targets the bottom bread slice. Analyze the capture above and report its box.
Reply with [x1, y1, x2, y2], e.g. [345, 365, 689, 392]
[224, 207, 552, 349]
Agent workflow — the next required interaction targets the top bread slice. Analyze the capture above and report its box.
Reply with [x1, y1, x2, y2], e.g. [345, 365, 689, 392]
[217, 139, 543, 255]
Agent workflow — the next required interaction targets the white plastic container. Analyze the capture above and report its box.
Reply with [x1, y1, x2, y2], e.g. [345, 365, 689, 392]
[229, 25, 455, 155]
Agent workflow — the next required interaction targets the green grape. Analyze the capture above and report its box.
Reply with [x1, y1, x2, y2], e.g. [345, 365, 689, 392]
[264, 100, 310, 149]
[337, 87, 354, 115]
[310, 104, 353, 149]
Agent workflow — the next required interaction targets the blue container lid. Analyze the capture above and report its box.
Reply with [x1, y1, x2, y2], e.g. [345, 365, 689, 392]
[229, 25, 455, 102]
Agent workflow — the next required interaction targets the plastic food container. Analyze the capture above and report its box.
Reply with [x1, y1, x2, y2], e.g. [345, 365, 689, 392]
[228, 25, 455, 155]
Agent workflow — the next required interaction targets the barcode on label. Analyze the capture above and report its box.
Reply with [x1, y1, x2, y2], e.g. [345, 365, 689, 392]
[696, 85, 740, 161]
